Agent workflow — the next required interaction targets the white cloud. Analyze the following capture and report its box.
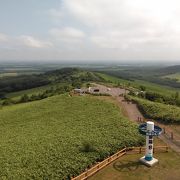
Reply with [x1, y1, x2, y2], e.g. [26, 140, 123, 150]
[49, 27, 86, 43]
[0, 33, 53, 50]
[0, 33, 8, 42]
[1, 0, 180, 61]
[62, 0, 180, 50]
[48, 8, 63, 22]
[49, 27, 86, 48]
[19, 35, 53, 48]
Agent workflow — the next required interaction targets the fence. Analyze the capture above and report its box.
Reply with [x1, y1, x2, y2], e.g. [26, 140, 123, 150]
[126, 146, 169, 154]
[163, 127, 180, 141]
[71, 146, 168, 180]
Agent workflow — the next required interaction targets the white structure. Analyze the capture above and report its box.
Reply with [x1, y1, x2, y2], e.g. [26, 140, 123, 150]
[74, 88, 82, 93]
[88, 87, 91, 93]
[139, 121, 158, 166]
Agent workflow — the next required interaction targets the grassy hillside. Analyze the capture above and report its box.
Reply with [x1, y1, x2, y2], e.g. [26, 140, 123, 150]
[129, 96, 180, 123]
[0, 68, 103, 96]
[0, 95, 144, 179]
[157, 65, 180, 75]
[5, 83, 69, 101]
[94, 65, 180, 88]
[0, 68, 105, 106]
[97, 73, 180, 97]
[163, 73, 180, 82]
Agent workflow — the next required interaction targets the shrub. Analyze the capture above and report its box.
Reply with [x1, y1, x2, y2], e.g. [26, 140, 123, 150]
[80, 141, 96, 153]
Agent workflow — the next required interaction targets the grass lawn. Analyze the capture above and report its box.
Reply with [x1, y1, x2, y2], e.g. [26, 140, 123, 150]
[89, 149, 180, 180]
[0, 94, 144, 179]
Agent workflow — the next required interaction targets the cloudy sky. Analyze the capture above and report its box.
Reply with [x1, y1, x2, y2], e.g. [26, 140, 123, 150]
[0, 0, 180, 62]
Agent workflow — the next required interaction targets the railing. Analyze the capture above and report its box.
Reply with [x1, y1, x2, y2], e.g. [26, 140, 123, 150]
[71, 146, 168, 180]
[71, 148, 126, 180]
[126, 146, 169, 154]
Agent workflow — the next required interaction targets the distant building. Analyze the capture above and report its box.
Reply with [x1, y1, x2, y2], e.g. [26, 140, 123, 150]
[88, 87, 91, 92]
[74, 88, 86, 95]
[74, 88, 82, 93]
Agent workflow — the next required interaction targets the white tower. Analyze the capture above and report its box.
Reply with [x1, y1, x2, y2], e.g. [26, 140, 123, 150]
[139, 121, 160, 166]
[145, 121, 154, 161]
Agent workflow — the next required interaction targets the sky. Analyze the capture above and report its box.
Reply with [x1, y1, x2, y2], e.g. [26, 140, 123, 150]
[0, 0, 180, 63]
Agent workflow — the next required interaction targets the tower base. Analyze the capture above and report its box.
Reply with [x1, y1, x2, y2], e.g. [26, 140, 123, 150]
[139, 156, 158, 167]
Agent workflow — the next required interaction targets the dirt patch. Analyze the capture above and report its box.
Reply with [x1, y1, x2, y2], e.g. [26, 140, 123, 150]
[116, 96, 144, 122]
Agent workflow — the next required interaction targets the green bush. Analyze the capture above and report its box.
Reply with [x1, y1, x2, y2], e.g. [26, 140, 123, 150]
[80, 141, 96, 152]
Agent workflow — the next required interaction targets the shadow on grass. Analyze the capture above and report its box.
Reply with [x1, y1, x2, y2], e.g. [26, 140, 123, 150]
[113, 160, 146, 172]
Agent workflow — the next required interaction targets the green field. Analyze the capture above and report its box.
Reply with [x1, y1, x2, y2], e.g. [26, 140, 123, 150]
[5, 83, 65, 100]
[4, 72, 179, 103]
[129, 96, 180, 123]
[96, 73, 129, 85]
[163, 73, 180, 82]
[0, 95, 144, 179]
[0, 72, 18, 78]
[98, 73, 180, 97]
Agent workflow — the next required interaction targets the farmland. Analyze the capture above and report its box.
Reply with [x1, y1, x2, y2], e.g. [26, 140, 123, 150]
[0, 95, 144, 179]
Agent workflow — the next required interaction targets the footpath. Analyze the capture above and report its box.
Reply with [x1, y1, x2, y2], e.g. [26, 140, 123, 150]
[116, 96, 180, 153]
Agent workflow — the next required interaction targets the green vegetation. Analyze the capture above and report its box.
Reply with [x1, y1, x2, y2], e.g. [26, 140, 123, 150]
[0, 68, 104, 105]
[0, 72, 18, 78]
[163, 73, 180, 82]
[134, 80, 180, 97]
[0, 95, 144, 179]
[94, 65, 180, 88]
[97, 72, 180, 98]
[96, 72, 130, 86]
[128, 96, 180, 123]
[0, 68, 103, 96]
[1, 84, 72, 106]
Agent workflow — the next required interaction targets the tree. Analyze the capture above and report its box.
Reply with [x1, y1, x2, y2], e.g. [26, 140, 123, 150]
[2, 98, 14, 105]
[175, 92, 179, 100]
[20, 94, 29, 102]
[139, 85, 146, 91]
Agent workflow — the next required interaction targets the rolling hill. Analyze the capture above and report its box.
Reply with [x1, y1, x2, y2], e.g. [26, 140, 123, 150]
[0, 94, 144, 179]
